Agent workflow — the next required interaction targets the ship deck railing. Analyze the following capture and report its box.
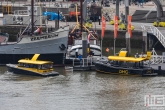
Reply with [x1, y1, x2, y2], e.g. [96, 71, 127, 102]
[72, 57, 97, 67]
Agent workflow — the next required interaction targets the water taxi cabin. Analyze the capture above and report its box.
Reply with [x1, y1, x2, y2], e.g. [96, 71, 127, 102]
[108, 51, 152, 68]
[18, 59, 53, 73]
[6, 54, 59, 76]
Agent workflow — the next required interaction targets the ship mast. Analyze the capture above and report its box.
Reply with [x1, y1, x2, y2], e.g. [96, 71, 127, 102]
[31, 0, 34, 34]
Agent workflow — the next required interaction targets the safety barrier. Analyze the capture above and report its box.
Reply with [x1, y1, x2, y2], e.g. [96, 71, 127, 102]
[142, 48, 165, 64]
[72, 57, 96, 67]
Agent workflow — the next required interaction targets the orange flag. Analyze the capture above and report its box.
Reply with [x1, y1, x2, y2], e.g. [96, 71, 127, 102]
[128, 15, 132, 37]
[114, 15, 118, 39]
[102, 16, 106, 38]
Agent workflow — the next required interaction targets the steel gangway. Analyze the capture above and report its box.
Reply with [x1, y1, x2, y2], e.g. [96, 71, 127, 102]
[141, 24, 165, 48]
[141, 24, 165, 64]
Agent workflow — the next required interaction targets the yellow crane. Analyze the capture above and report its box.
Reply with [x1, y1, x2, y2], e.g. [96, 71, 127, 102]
[70, 4, 97, 40]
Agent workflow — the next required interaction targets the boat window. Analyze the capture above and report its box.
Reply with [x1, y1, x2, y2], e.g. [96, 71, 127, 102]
[126, 62, 134, 68]
[18, 63, 24, 67]
[19, 63, 26, 67]
[38, 65, 41, 69]
[33, 64, 38, 69]
[40, 64, 53, 69]
[49, 64, 53, 69]
[139, 61, 144, 67]
[133, 62, 140, 68]
[37, 65, 48, 70]
[25, 64, 29, 68]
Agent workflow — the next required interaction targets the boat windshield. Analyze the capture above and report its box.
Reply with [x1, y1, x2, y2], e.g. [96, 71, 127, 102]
[18, 63, 53, 70]
[38, 64, 53, 70]
[109, 60, 145, 68]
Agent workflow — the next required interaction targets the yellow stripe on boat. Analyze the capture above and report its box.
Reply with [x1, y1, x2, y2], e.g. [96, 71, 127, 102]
[108, 51, 152, 62]
[108, 56, 146, 62]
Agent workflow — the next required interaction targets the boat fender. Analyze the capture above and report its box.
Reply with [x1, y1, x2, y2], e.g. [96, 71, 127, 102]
[59, 44, 66, 50]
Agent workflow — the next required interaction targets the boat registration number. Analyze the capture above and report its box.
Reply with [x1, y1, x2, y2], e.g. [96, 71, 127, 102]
[119, 70, 128, 74]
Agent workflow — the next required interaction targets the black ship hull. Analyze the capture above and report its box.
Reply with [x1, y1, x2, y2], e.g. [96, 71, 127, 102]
[7, 64, 59, 77]
[95, 62, 157, 76]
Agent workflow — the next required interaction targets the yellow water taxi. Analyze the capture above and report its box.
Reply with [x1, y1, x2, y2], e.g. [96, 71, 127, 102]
[6, 54, 59, 76]
[95, 51, 157, 76]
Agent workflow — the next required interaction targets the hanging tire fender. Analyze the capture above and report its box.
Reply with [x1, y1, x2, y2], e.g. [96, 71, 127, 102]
[59, 44, 66, 50]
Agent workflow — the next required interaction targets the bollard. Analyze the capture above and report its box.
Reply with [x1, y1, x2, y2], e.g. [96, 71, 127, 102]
[158, 66, 161, 75]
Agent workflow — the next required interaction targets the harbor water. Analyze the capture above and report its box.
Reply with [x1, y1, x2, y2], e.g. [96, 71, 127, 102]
[0, 66, 165, 110]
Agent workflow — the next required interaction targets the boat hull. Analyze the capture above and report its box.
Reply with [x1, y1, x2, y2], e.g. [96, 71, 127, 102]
[0, 26, 69, 66]
[95, 62, 156, 76]
[6, 64, 59, 77]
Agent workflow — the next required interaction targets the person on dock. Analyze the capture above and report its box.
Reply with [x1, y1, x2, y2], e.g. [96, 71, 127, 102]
[141, 52, 145, 58]
[75, 48, 79, 58]
[78, 54, 82, 67]
[135, 53, 140, 58]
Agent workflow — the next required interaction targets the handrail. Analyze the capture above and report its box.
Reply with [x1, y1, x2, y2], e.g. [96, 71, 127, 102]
[143, 6, 156, 20]
[141, 24, 165, 48]
[72, 57, 96, 67]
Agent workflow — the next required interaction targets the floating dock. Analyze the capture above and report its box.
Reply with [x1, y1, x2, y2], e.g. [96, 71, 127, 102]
[150, 64, 165, 76]
[73, 65, 95, 71]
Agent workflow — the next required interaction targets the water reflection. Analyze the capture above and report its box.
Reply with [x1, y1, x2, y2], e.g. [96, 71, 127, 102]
[0, 66, 165, 110]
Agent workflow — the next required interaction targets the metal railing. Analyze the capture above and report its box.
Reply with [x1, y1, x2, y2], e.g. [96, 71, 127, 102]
[149, 48, 165, 64]
[72, 57, 96, 67]
[142, 48, 165, 64]
[141, 24, 165, 48]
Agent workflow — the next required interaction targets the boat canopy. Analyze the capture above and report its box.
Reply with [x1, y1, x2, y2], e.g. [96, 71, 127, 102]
[108, 50, 152, 62]
[18, 60, 53, 65]
[18, 54, 53, 65]
[108, 56, 147, 62]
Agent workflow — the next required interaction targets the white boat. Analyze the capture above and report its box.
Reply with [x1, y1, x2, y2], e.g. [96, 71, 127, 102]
[0, 0, 69, 66]
[68, 44, 101, 58]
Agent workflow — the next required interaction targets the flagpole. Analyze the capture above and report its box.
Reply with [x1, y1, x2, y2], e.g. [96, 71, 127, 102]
[114, 38, 116, 55]
[101, 37, 102, 57]
[114, 15, 118, 56]
[101, 15, 106, 58]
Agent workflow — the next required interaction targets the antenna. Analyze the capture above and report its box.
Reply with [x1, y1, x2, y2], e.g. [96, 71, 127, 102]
[70, 4, 97, 39]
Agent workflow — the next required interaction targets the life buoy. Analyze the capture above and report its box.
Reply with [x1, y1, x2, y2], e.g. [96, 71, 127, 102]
[106, 48, 109, 52]
[59, 44, 66, 50]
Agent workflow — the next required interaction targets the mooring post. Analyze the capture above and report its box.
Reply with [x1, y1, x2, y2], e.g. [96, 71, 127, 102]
[126, 32, 130, 56]
[158, 66, 161, 75]
[82, 32, 87, 66]
[142, 30, 147, 53]
[125, 0, 129, 25]
[116, 0, 119, 17]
